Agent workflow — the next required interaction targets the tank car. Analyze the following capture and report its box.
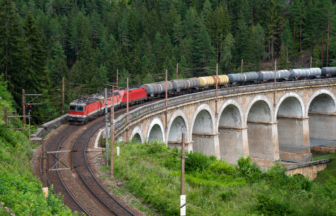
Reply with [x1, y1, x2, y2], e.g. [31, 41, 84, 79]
[228, 72, 259, 84]
[289, 68, 321, 80]
[172, 78, 200, 92]
[198, 75, 229, 87]
[321, 67, 336, 77]
[258, 70, 290, 82]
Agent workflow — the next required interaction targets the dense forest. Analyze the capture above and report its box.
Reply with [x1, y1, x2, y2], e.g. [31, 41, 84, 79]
[1, 0, 336, 121]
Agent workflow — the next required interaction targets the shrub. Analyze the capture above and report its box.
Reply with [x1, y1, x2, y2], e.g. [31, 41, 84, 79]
[185, 151, 216, 172]
[255, 191, 292, 216]
[236, 157, 264, 182]
[219, 189, 236, 201]
[210, 160, 235, 175]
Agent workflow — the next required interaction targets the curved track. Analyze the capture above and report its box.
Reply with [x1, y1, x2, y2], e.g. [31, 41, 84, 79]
[39, 99, 162, 215]
[72, 121, 134, 216]
[40, 125, 88, 215]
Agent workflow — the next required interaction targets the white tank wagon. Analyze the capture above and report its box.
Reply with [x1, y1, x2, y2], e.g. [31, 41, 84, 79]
[258, 70, 290, 82]
[172, 78, 200, 92]
[322, 67, 336, 77]
[227, 72, 259, 84]
[289, 68, 321, 80]
[142, 82, 173, 96]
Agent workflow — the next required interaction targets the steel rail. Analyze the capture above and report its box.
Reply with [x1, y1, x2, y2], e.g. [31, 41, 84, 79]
[72, 121, 134, 216]
[39, 125, 89, 215]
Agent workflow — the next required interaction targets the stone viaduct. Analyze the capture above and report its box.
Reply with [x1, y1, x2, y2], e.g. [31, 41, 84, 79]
[113, 78, 336, 167]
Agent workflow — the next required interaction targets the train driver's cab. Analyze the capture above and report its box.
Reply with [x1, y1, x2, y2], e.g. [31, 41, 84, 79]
[69, 104, 85, 112]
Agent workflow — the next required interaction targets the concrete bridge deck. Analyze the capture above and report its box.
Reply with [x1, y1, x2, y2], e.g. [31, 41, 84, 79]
[110, 78, 336, 179]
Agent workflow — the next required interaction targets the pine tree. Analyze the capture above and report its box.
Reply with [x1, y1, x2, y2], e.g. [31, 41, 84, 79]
[0, 0, 21, 83]
[193, 26, 214, 69]
[221, 33, 235, 70]
[99, 64, 108, 83]
[304, 0, 318, 56]
[22, 13, 50, 92]
[49, 41, 68, 88]
[203, 0, 212, 16]
[251, 23, 266, 71]
[184, 7, 198, 39]
[283, 20, 294, 62]
[279, 43, 288, 69]
[143, 72, 155, 84]
[173, 14, 184, 44]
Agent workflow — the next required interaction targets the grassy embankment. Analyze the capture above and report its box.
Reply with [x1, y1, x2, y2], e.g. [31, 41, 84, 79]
[313, 152, 336, 184]
[0, 78, 76, 215]
[100, 141, 336, 216]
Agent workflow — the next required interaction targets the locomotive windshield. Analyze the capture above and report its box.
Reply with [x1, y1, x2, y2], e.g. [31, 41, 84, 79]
[76, 106, 84, 111]
[69, 105, 76, 111]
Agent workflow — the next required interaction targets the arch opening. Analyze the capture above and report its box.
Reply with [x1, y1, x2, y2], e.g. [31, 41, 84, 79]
[309, 94, 336, 113]
[168, 116, 187, 149]
[309, 93, 336, 147]
[131, 133, 142, 143]
[247, 100, 276, 161]
[148, 124, 164, 143]
[192, 110, 217, 156]
[218, 104, 244, 163]
[276, 96, 310, 162]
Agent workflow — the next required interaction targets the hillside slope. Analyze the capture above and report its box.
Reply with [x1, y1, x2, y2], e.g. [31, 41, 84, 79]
[0, 78, 75, 216]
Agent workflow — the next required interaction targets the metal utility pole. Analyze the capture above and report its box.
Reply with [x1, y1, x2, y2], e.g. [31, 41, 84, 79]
[22, 89, 26, 126]
[176, 63, 179, 79]
[116, 69, 119, 89]
[215, 63, 218, 115]
[241, 59, 243, 73]
[111, 86, 115, 177]
[126, 78, 129, 142]
[274, 60, 277, 108]
[42, 139, 47, 187]
[104, 88, 109, 166]
[180, 133, 186, 216]
[165, 70, 168, 131]
[4, 106, 7, 126]
[62, 77, 65, 115]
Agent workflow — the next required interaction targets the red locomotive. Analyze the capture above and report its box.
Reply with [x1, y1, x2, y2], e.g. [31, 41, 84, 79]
[68, 87, 147, 124]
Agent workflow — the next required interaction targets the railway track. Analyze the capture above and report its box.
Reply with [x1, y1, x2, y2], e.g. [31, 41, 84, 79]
[72, 121, 134, 216]
[39, 99, 162, 215]
[40, 125, 88, 215]
[71, 101, 152, 215]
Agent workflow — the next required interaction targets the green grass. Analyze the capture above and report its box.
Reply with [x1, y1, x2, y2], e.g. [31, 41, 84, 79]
[0, 79, 76, 216]
[100, 141, 336, 216]
[313, 152, 336, 184]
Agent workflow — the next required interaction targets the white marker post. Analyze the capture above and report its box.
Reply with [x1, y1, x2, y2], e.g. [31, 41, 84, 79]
[117, 147, 120, 156]
[180, 195, 186, 216]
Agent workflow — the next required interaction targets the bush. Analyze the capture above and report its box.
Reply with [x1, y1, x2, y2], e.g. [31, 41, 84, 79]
[236, 157, 264, 182]
[185, 151, 216, 172]
[255, 191, 292, 216]
[209, 160, 235, 175]
[219, 189, 236, 201]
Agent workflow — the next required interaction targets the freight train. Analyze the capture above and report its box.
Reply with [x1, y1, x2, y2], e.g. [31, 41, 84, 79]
[68, 67, 336, 124]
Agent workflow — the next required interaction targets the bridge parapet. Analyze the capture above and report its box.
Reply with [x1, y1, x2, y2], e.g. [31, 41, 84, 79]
[113, 78, 336, 170]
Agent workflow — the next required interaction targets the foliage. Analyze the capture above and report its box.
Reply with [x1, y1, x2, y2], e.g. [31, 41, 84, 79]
[110, 141, 336, 216]
[0, 80, 77, 215]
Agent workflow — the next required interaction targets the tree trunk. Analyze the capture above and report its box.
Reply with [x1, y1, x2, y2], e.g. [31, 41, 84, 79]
[5, 19, 8, 82]
[300, 19, 302, 52]
[327, 18, 329, 66]
[321, 35, 324, 67]
[294, 16, 296, 52]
